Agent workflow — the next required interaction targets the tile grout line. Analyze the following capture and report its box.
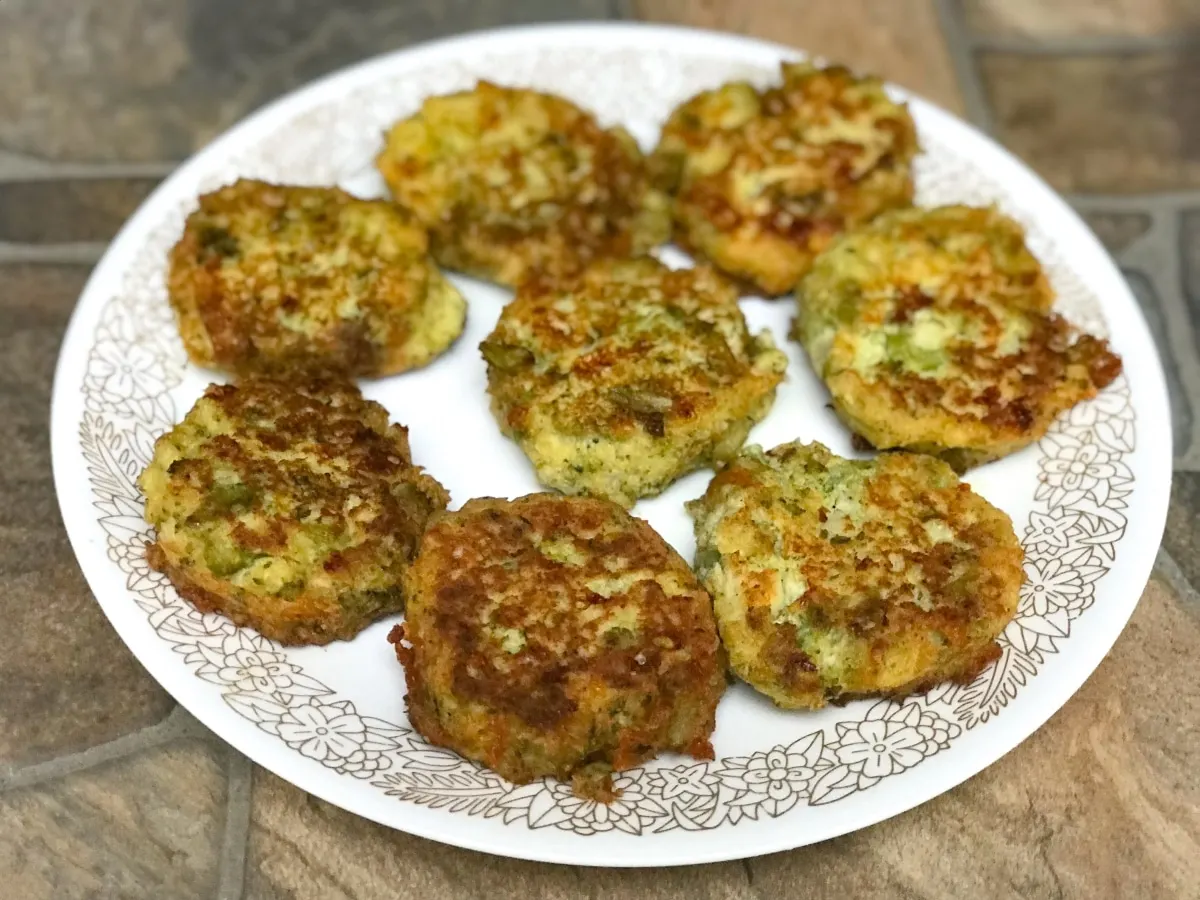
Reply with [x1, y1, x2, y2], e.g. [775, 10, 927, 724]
[611, 0, 635, 20]
[215, 750, 254, 900]
[0, 156, 177, 182]
[0, 241, 108, 265]
[0, 705, 203, 792]
[971, 30, 1199, 56]
[932, 0, 995, 134]
[1069, 191, 1200, 212]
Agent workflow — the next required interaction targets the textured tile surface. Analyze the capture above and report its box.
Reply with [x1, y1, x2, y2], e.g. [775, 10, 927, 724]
[2, 2, 1197, 897]
[242, 576, 1200, 900]
[0, 179, 157, 243]
[982, 52, 1200, 193]
[248, 769, 752, 900]
[0, 265, 174, 766]
[0, 741, 226, 900]
[0, 0, 616, 163]
[635, 0, 965, 113]
[964, 0, 1200, 37]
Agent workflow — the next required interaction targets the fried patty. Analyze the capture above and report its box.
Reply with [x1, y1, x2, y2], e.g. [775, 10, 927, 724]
[168, 179, 466, 377]
[375, 81, 671, 287]
[687, 441, 1023, 709]
[653, 62, 917, 297]
[139, 378, 448, 645]
[391, 493, 725, 799]
[481, 257, 788, 507]
[794, 206, 1122, 470]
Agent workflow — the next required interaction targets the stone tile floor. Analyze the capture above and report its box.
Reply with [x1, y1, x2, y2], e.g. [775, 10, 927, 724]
[1, 1, 1197, 897]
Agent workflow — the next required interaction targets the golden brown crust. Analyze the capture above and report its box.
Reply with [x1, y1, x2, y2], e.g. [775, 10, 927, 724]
[375, 81, 671, 287]
[139, 377, 448, 645]
[795, 205, 1122, 469]
[481, 257, 788, 506]
[168, 179, 466, 378]
[394, 493, 724, 798]
[687, 442, 1023, 709]
[653, 62, 918, 296]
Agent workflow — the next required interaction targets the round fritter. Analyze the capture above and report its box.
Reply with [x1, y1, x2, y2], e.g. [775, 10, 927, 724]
[794, 206, 1123, 471]
[375, 81, 671, 287]
[653, 62, 917, 297]
[687, 441, 1023, 709]
[139, 378, 449, 645]
[168, 179, 466, 377]
[391, 493, 725, 799]
[480, 257, 788, 507]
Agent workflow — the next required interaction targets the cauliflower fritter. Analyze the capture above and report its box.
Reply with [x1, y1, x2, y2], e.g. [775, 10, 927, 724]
[375, 81, 671, 287]
[168, 179, 466, 377]
[481, 258, 788, 507]
[795, 206, 1122, 470]
[139, 378, 448, 645]
[687, 441, 1023, 709]
[391, 493, 725, 799]
[653, 62, 917, 296]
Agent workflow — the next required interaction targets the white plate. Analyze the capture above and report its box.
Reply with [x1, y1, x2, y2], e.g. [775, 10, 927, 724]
[50, 23, 1171, 867]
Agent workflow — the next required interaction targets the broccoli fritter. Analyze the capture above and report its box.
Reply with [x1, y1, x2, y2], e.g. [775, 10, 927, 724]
[795, 205, 1122, 470]
[688, 442, 1023, 709]
[375, 81, 671, 287]
[653, 62, 917, 296]
[481, 257, 788, 507]
[391, 493, 725, 799]
[168, 179, 466, 377]
[139, 378, 448, 645]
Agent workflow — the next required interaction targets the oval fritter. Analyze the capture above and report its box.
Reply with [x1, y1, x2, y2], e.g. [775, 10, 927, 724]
[653, 62, 918, 297]
[168, 179, 466, 377]
[139, 378, 448, 645]
[375, 81, 671, 287]
[481, 257, 788, 507]
[391, 493, 725, 799]
[795, 206, 1122, 470]
[687, 441, 1023, 709]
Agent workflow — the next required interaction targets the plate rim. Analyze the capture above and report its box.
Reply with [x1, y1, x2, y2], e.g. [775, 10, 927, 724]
[48, 20, 1173, 867]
